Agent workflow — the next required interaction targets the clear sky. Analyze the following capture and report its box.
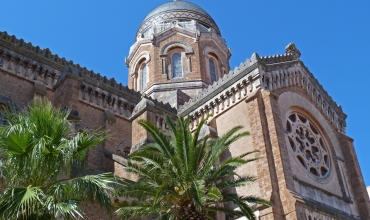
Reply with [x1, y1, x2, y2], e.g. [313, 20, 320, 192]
[2, 0, 370, 186]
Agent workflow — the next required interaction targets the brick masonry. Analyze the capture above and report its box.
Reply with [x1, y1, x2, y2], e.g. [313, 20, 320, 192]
[0, 1, 369, 219]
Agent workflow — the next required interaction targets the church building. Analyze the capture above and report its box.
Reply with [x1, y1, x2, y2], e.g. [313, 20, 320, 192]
[0, 0, 369, 219]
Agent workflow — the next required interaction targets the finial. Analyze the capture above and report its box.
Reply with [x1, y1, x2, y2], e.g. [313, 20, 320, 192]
[285, 43, 301, 60]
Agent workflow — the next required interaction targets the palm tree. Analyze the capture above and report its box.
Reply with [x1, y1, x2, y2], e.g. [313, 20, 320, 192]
[116, 116, 271, 220]
[0, 99, 121, 219]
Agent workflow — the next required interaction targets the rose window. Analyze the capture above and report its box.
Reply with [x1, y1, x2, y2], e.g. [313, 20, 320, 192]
[285, 113, 330, 178]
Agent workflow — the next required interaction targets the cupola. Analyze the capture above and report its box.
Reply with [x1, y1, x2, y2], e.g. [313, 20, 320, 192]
[126, 0, 231, 109]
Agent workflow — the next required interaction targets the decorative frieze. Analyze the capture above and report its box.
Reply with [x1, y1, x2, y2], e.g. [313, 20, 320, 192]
[178, 53, 260, 129]
[79, 83, 136, 120]
[0, 47, 61, 88]
[261, 62, 346, 133]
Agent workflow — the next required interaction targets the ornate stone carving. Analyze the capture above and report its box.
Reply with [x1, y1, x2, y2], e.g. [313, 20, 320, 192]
[285, 113, 331, 179]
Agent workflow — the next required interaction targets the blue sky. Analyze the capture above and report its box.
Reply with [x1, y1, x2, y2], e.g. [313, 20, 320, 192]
[2, 0, 370, 186]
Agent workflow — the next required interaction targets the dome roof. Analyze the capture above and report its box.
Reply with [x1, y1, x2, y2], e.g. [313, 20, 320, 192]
[144, 1, 213, 22]
[138, 0, 220, 35]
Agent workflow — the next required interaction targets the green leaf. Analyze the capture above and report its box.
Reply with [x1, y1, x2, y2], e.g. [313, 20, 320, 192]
[205, 187, 222, 201]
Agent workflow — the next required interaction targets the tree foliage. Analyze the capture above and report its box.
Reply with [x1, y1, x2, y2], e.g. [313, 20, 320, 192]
[116, 115, 271, 220]
[0, 99, 121, 219]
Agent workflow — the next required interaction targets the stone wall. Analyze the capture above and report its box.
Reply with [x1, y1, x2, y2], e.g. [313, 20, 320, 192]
[215, 99, 258, 198]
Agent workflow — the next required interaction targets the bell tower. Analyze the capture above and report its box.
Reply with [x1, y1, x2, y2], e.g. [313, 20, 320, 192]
[125, 0, 231, 108]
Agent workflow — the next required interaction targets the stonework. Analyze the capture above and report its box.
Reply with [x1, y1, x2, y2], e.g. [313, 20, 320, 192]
[0, 0, 369, 219]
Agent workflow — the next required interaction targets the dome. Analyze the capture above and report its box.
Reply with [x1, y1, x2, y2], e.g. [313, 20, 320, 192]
[144, 1, 213, 21]
[138, 0, 220, 36]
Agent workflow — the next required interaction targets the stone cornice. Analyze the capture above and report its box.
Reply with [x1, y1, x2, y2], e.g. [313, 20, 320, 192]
[130, 95, 177, 121]
[260, 58, 347, 133]
[178, 43, 347, 134]
[127, 20, 228, 62]
[178, 52, 260, 117]
[58, 66, 141, 103]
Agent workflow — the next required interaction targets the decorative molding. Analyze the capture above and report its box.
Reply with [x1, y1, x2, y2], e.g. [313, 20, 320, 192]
[130, 95, 177, 121]
[160, 40, 194, 57]
[79, 82, 137, 120]
[178, 53, 260, 119]
[138, 10, 220, 37]
[293, 175, 352, 204]
[0, 46, 62, 89]
[261, 61, 347, 133]
[130, 51, 151, 75]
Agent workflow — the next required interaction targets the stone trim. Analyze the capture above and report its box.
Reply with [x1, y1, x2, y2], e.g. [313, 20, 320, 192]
[300, 197, 361, 220]
[0, 46, 62, 89]
[160, 40, 194, 56]
[183, 70, 259, 130]
[261, 62, 346, 134]
[138, 10, 220, 36]
[145, 80, 206, 96]
[203, 45, 227, 64]
[178, 52, 260, 117]
[79, 82, 137, 121]
[130, 51, 151, 75]
[130, 96, 177, 121]
[56, 65, 141, 103]
[104, 151, 128, 167]
[293, 175, 352, 203]
[0, 31, 134, 103]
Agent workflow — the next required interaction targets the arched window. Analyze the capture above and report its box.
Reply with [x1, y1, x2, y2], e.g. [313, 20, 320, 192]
[141, 64, 148, 90]
[209, 59, 217, 83]
[172, 53, 182, 78]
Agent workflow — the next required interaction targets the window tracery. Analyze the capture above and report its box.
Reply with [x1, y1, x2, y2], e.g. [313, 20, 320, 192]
[285, 112, 331, 178]
[172, 53, 182, 78]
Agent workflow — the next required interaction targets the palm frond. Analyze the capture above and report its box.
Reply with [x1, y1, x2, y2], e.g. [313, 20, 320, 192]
[115, 200, 164, 219]
[190, 179, 205, 210]
[58, 173, 119, 214]
[0, 186, 44, 219]
[223, 194, 256, 220]
[217, 176, 257, 190]
[118, 115, 271, 220]
[0, 99, 120, 219]
[137, 119, 173, 158]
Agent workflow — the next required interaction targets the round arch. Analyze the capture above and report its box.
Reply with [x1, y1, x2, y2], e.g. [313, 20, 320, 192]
[160, 40, 194, 56]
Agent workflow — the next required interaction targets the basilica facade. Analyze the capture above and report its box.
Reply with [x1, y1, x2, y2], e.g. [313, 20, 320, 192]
[0, 0, 369, 219]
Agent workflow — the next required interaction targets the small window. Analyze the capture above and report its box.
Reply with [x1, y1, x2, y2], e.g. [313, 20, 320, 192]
[141, 64, 148, 90]
[209, 59, 216, 83]
[172, 53, 182, 78]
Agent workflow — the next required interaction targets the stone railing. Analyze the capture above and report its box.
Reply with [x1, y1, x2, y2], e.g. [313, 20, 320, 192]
[261, 61, 346, 134]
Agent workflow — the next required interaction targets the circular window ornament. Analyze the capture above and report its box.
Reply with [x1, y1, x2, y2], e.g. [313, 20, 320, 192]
[285, 113, 331, 179]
